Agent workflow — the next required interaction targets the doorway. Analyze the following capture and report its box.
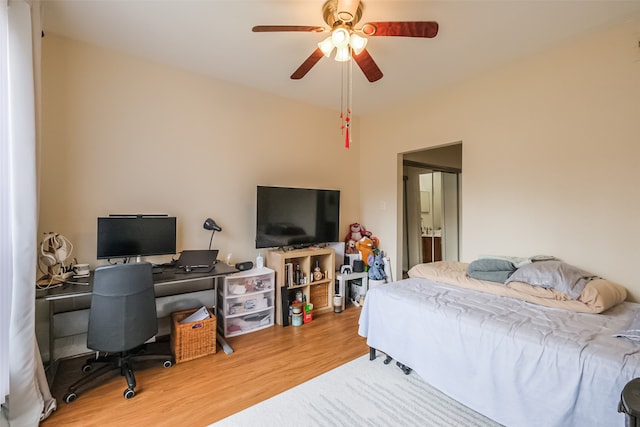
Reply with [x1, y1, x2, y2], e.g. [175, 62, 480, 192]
[401, 143, 462, 277]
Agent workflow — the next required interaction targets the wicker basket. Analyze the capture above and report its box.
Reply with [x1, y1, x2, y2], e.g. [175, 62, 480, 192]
[171, 307, 216, 363]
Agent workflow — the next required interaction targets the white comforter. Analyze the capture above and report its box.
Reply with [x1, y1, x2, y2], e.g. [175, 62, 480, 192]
[358, 277, 640, 427]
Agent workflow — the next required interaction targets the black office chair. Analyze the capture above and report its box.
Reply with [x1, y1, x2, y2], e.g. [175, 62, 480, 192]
[63, 263, 173, 402]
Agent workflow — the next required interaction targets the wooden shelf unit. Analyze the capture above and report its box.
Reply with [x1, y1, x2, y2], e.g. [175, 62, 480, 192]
[266, 247, 335, 326]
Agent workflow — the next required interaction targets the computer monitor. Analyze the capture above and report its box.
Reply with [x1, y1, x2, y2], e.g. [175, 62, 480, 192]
[97, 215, 177, 260]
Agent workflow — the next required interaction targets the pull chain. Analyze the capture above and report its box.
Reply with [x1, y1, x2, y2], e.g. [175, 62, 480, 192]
[345, 55, 352, 149]
[340, 52, 353, 149]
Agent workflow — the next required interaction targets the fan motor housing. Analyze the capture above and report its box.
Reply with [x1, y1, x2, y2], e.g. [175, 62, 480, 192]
[323, 0, 364, 28]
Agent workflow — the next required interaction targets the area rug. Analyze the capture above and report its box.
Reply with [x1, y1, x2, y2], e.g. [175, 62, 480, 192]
[210, 353, 502, 427]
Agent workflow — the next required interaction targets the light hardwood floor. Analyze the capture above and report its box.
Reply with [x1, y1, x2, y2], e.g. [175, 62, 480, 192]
[42, 306, 369, 427]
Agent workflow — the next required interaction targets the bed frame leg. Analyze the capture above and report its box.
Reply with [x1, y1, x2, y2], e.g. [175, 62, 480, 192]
[369, 347, 412, 374]
[369, 347, 404, 372]
[396, 361, 412, 375]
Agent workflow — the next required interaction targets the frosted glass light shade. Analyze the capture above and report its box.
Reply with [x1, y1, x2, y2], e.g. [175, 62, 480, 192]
[318, 36, 335, 57]
[349, 33, 368, 55]
[331, 28, 350, 48]
[335, 46, 350, 62]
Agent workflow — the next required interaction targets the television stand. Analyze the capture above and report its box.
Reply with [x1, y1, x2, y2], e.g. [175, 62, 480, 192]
[267, 247, 335, 326]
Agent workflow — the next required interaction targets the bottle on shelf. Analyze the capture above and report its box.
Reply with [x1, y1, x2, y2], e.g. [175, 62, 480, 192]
[294, 264, 301, 285]
[256, 252, 264, 269]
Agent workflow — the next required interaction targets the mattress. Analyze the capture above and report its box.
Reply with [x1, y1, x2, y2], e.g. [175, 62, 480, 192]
[358, 277, 640, 427]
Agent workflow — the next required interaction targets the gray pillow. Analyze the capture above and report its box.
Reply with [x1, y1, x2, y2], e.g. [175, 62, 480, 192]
[505, 260, 598, 299]
[467, 259, 516, 283]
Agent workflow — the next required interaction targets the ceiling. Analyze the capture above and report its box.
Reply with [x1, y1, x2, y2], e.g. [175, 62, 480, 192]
[41, 0, 640, 115]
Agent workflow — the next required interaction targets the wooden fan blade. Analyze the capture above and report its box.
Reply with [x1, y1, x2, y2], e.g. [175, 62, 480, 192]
[361, 21, 439, 38]
[252, 25, 326, 33]
[353, 49, 383, 82]
[291, 48, 325, 80]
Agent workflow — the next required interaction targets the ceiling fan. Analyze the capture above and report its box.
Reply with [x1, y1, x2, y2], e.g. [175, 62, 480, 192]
[252, 0, 439, 83]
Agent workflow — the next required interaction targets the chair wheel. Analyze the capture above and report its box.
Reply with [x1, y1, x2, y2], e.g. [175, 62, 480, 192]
[163, 360, 173, 368]
[81, 364, 93, 373]
[124, 388, 135, 399]
[63, 392, 77, 403]
[384, 355, 392, 365]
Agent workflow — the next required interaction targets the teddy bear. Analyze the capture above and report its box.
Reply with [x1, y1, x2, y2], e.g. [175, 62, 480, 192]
[345, 239, 358, 255]
[344, 222, 366, 244]
[355, 236, 376, 267]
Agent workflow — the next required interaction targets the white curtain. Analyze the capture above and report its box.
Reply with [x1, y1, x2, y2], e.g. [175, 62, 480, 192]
[1, 0, 56, 425]
[1, 0, 12, 412]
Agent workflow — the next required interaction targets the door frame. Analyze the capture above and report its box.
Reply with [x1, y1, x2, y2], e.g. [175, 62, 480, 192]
[400, 144, 462, 277]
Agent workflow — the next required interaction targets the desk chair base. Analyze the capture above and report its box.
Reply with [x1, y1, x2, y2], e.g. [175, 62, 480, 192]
[63, 344, 173, 403]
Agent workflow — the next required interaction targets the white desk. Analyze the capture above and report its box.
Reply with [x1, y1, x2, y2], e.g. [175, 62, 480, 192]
[335, 272, 369, 310]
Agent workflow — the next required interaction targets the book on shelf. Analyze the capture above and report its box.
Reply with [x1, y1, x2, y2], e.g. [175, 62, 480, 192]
[281, 286, 290, 327]
[285, 263, 294, 287]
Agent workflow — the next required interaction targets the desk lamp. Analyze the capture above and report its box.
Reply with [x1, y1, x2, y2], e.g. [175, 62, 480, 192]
[203, 218, 222, 250]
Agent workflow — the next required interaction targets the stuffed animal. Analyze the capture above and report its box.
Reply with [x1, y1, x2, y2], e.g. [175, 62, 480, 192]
[369, 235, 380, 251]
[368, 251, 386, 281]
[345, 223, 366, 244]
[345, 239, 358, 255]
[355, 236, 375, 267]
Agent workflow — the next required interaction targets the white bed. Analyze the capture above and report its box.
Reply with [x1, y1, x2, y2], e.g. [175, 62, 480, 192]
[358, 261, 640, 427]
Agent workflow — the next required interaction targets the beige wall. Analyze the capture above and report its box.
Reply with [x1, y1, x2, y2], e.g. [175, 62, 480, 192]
[361, 18, 640, 299]
[41, 16, 640, 305]
[40, 35, 361, 270]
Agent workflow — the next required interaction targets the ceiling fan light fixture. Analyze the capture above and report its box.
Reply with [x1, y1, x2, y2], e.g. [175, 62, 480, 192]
[331, 27, 350, 48]
[254, 1, 440, 147]
[349, 33, 367, 55]
[318, 36, 335, 57]
[335, 45, 350, 62]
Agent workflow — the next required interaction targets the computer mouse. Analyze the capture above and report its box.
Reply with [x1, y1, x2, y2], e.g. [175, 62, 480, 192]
[184, 266, 192, 273]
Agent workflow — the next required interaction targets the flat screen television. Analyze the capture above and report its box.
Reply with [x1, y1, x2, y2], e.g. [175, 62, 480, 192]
[97, 215, 177, 260]
[256, 186, 340, 249]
